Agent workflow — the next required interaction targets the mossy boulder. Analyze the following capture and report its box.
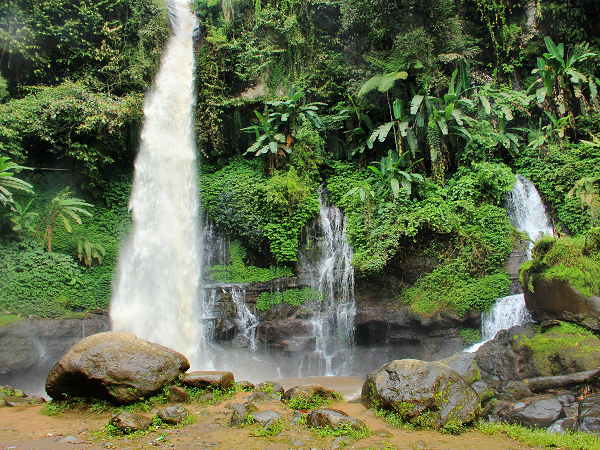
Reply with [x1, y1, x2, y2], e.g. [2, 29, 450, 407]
[361, 359, 480, 429]
[45, 331, 189, 404]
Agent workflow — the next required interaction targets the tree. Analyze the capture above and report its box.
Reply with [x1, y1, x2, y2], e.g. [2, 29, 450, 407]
[36, 187, 93, 251]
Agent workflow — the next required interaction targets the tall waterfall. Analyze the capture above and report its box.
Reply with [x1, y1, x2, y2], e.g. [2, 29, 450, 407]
[110, 1, 208, 366]
[468, 175, 550, 351]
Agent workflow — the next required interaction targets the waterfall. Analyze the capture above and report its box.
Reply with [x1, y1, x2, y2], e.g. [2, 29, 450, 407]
[467, 175, 550, 352]
[305, 188, 356, 376]
[110, 1, 209, 367]
[230, 287, 259, 353]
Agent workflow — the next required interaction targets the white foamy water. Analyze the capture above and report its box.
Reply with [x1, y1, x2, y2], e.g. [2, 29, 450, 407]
[110, 2, 209, 367]
[467, 175, 549, 352]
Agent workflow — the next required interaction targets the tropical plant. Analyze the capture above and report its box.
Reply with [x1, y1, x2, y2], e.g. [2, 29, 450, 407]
[0, 156, 34, 210]
[9, 199, 38, 236]
[530, 37, 599, 123]
[77, 237, 106, 267]
[36, 187, 93, 251]
[368, 150, 423, 199]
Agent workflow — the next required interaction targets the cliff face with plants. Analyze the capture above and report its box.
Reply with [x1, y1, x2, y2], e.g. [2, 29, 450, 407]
[1, 0, 600, 324]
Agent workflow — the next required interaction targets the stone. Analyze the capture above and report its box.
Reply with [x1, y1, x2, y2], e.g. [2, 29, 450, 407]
[283, 384, 336, 402]
[45, 331, 189, 404]
[3, 395, 29, 406]
[502, 398, 565, 428]
[362, 359, 481, 429]
[227, 402, 258, 426]
[236, 380, 255, 391]
[437, 352, 480, 383]
[523, 277, 600, 331]
[181, 371, 234, 390]
[471, 381, 496, 403]
[577, 394, 600, 435]
[248, 391, 277, 403]
[57, 435, 79, 443]
[475, 324, 536, 381]
[257, 318, 311, 344]
[306, 408, 366, 430]
[256, 381, 284, 395]
[499, 381, 533, 400]
[109, 411, 152, 433]
[167, 386, 190, 403]
[252, 410, 283, 427]
[158, 405, 189, 424]
[375, 429, 393, 437]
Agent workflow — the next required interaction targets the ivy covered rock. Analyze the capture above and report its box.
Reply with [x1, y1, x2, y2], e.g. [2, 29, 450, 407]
[45, 331, 189, 404]
[362, 359, 480, 430]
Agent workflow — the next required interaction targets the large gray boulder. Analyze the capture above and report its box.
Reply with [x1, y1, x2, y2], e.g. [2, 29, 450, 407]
[45, 331, 189, 404]
[362, 359, 480, 429]
[502, 398, 565, 428]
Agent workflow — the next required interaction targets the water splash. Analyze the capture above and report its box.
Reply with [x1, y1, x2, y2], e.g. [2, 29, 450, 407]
[110, 2, 208, 367]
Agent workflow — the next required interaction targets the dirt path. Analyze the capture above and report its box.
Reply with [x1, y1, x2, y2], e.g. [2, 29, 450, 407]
[0, 391, 538, 450]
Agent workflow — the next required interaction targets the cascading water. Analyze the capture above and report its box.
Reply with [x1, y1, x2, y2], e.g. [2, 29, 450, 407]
[467, 175, 551, 351]
[303, 188, 356, 376]
[110, 1, 209, 367]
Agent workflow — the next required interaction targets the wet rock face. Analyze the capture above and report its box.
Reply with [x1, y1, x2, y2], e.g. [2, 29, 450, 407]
[577, 395, 600, 435]
[45, 331, 189, 404]
[362, 359, 480, 429]
[523, 277, 600, 331]
[475, 324, 536, 381]
[0, 314, 110, 387]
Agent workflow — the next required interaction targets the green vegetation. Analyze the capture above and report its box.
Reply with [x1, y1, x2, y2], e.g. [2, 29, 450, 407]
[0, 313, 21, 327]
[479, 422, 600, 450]
[255, 287, 324, 311]
[512, 321, 600, 375]
[520, 230, 600, 297]
[2, 0, 600, 320]
[459, 327, 482, 344]
[286, 394, 330, 411]
[205, 240, 292, 283]
[313, 421, 371, 441]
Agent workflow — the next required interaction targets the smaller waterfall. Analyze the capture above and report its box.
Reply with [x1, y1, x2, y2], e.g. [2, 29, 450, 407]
[305, 188, 356, 376]
[507, 174, 554, 252]
[467, 175, 550, 352]
[230, 287, 259, 353]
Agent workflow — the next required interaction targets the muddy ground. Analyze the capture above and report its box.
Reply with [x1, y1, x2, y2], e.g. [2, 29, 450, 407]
[0, 381, 537, 450]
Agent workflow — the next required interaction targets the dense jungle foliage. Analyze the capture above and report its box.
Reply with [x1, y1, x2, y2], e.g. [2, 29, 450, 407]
[2, 0, 600, 318]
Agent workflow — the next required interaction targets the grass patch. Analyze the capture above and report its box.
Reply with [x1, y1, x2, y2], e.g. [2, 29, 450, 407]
[314, 421, 371, 441]
[479, 422, 600, 450]
[0, 313, 21, 327]
[256, 287, 324, 311]
[287, 394, 332, 411]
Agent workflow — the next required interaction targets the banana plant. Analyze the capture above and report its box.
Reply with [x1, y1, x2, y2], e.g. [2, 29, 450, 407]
[367, 99, 418, 157]
[9, 199, 38, 236]
[530, 37, 599, 119]
[77, 236, 106, 267]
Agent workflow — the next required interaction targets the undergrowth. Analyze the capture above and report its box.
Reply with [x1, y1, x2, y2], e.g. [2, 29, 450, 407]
[479, 422, 600, 450]
[255, 287, 324, 311]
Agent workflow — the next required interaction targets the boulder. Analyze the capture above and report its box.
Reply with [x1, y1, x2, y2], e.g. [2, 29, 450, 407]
[45, 331, 189, 404]
[502, 398, 565, 428]
[499, 381, 533, 400]
[523, 277, 600, 331]
[158, 405, 189, 424]
[437, 352, 480, 383]
[283, 384, 336, 402]
[237, 380, 255, 391]
[181, 371, 234, 390]
[306, 409, 366, 430]
[256, 381, 284, 395]
[227, 402, 258, 426]
[252, 410, 283, 427]
[362, 359, 480, 429]
[109, 411, 152, 433]
[167, 386, 190, 403]
[475, 324, 536, 381]
[471, 381, 496, 403]
[248, 391, 278, 403]
[577, 394, 600, 436]
[257, 319, 311, 344]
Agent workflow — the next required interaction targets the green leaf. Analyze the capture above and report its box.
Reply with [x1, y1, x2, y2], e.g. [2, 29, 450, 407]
[410, 95, 425, 115]
[393, 99, 402, 120]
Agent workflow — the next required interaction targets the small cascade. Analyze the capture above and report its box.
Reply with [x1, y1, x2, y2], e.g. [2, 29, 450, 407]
[229, 287, 259, 353]
[304, 188, 356, 376]
[507, 174, 554, 253]
[467, 175, 550, 352]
